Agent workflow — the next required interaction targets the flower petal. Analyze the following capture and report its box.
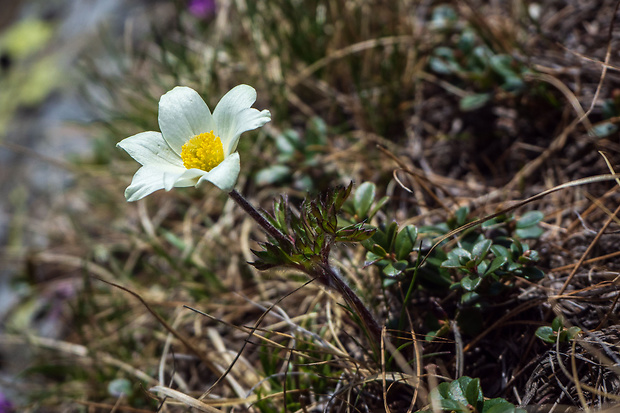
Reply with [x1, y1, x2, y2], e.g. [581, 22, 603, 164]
[223, 108, 271, 155]
[163, 168, 205, 191]
[196, 152, 240, 192]
[117, 131, 182, 167]
[124, 166, 164, 201]
[212, 84, 271, 155]
[124, 163, 193, 201]
[158, 86, 215, 155]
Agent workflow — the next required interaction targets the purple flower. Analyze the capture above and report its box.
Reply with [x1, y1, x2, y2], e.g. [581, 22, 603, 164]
[188, 0, 216, 18]
[0, 392, 13, 413]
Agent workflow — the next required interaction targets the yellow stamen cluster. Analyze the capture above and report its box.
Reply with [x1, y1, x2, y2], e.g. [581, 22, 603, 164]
[180, 131, 224, 172]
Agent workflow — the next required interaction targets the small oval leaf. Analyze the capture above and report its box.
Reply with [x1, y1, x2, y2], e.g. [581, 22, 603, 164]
[354, 182, 376, 218]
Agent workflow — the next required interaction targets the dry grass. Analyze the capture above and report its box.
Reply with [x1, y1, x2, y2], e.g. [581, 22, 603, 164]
[1, 0, 620, 411]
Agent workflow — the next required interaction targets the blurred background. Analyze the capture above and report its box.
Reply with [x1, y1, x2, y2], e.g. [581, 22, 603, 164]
[0, 0, 155, 408]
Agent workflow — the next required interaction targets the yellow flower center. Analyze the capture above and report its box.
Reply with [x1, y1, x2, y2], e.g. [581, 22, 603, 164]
[180, 131, 224, 171]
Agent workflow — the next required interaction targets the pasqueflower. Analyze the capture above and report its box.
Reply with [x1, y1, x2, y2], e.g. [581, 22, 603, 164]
[117, 85, 270, 201]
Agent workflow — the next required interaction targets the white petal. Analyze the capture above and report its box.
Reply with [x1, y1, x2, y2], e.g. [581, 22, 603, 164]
[174, 173, 205, 188]
[163, 168, 205, 191]
[196, 152, 240, 192]
[158, 86, 215, 155]
[117, 131, 182, 167]
[124, 164, 190, 201]
[222, 108, 271, 155]
[124, 166, 164, 201]
[212, 85, 271, 155]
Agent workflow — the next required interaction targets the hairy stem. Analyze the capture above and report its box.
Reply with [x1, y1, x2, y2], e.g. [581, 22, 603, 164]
[230, 189, 382, 349]
[316, 262, 382, 348]
[228, 189, 293, 248]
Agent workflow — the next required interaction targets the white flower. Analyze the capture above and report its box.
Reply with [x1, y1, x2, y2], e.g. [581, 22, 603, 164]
[117, 85, 271, 201]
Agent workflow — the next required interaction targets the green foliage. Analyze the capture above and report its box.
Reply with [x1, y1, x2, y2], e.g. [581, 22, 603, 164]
[363, 206, 546, 299]
[255, 117, 333, 190]
[441, 235, 544, 303]
[341, 181, 390, 223]
[362, 205, 546, 335]
[423, 376, 526, 413]
[428, 6, 533, 111]
[535, 316, 582, 344]
[252, 183, 376, 271]
[107, 378, 133, 398]
[363, 222, 418, 281]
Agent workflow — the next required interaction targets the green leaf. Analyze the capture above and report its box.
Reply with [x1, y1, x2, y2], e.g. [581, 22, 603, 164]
[460, 93, 491, 111]
[255, 165, 291, 186]
[434, 381, 450, 398]
[519, 266, 544, 281]
[472, 239, 492, 263]
[455, 206, 470, 226]
[367, 195, 390, 220]
[383, 260, 408, 277]
[272, 197, 289, 232]
[551, 317, 563, 332]
[441, 259, 462, 269]
[535, 326, 555, 344]
[275, 130, 299, 157]
[483, 398, 521, 413]
[515, 226, 544, 239]
[516, 211, 544, 228]
[502, 76, 525, 92]
[431, 5, 458, 29]
[429, 56, 456, 75]
[489, 54, 518, 79]
[385, 221, 399, 251]
[506, 263, 522, 274]
[458, 30, 476, 54]
[472, 45, 493, 66]
[482, 217, 500, 228]
[448, 377, 472, 405]
[430, 381, 469, 412]
[449, 248, 472, 261]
[591, 121, 618, 138]
[368, 243, 388, 257]
[566, 326, 581, 340]
[108, 378, 133, 398]
[353, 182, 376, 218]
[490, 245, 511, 260]
[395, 225, 418, 260]
[369, 227, 388, 248]
[461, 291, 480, 305]
[461, 275, 482, 292]
[465, 378, 484, 410]
[439, 399, 469, 412]
[425, 330, 439, 342]
[336, 223, 376, 242]
[485, 255, 508, 275]
[510, 241, 524, 256]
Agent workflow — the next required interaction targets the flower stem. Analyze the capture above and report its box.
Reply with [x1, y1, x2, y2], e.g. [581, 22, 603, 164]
[229, 189, 382, 350]
[316, 262, 383, 348]
[228, 189, 293, 248]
